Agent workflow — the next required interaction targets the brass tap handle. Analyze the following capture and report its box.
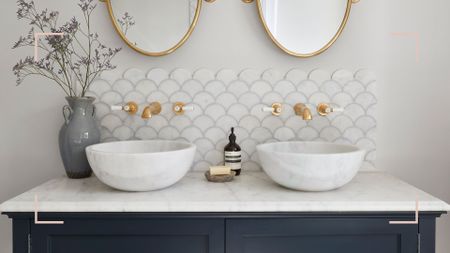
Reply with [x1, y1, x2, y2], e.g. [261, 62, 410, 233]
[317, 103, 344, 116]
[173, 102, 195, 116]
[262, 103, 282, 116]
[142, 102, 162, 119]
[110, 101, 138, 115]
[294, 103, 312, 121]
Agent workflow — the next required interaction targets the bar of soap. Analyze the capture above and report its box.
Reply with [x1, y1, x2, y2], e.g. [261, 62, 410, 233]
[209, 166, 231, 176]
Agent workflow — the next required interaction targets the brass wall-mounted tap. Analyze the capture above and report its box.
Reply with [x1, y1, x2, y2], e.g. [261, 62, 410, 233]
[317, 103, 344, 116]
[262, 103, 283, 116]
[294, 103, 312, 121]
[110, 101, 139, 115]
[173, 102, 195, 116]
[141, 102, 162, 119]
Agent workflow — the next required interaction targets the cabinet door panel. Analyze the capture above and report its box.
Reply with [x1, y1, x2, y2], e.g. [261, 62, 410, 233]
[31, 218, 224, 253]
[226, 218, 417, 253]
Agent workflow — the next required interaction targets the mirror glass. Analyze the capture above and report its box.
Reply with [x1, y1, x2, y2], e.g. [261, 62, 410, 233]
[258, 0, 351, 57]
[108, 0, 200, 56]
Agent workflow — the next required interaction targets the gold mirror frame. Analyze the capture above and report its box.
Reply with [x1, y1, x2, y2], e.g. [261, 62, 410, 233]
[104, 0, 202, 57]
[255, 0, 355, 58]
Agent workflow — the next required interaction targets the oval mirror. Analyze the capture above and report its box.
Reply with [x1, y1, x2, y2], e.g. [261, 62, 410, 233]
[106, 0, 201, 56]
[257, 0, 354, 57]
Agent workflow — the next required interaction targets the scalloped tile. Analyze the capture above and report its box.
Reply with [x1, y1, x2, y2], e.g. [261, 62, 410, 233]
[262, 69, 283, 83]
[170, 69, 192, 84]
[286, 69, 308, 84]
[239, 69, 260, 84]
[332, 69, 354, 85]
[135, 79, 157, 96]
[216, 69, 237, 84]
[90, 68, 377, 171]
[193, 69, 215, 84]
[123, 68, 146, 84]
[146, 68, 169, 84]
[309, 69, 331, 83]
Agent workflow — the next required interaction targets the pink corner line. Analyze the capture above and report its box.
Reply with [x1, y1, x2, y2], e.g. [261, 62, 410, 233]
[389, 197, 419, 225]
[34, 194, 64, 225]
[34, 32, 64, 61]
[390, 32, 420, 63]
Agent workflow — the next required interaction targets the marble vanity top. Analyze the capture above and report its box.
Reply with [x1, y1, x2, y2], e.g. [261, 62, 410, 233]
[1, 171, 449, 213]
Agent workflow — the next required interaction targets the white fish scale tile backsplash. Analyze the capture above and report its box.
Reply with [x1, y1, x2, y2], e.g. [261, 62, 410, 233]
[87, 68, 377, 171]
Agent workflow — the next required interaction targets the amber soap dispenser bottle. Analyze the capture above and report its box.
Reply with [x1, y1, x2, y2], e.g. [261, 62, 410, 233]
[224, 127, 242, 176]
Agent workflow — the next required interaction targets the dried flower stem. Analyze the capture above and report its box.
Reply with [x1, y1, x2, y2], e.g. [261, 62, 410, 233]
[13, 0, 121, 97]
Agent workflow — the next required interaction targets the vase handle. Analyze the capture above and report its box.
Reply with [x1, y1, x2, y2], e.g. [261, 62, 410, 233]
[62, 105, 72, 125]
[92, 105, 96, 117]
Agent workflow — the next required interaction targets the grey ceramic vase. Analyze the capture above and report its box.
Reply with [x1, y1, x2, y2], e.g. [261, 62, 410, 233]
[59, 96, 100, 179]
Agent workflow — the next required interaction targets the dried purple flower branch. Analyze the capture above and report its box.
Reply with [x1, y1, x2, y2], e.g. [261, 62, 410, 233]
[13, 0, 121, 97]
[117, 12, 135, 36]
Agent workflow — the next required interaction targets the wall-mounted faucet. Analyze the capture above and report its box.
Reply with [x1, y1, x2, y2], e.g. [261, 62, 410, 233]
[262, 103, 283, 116]
[110, 102, 139, 115]
[294, 103, 312, 121]
[141, 102, 162, 119]
[173, 102, 194, 116]
[317, 103, 344, 116]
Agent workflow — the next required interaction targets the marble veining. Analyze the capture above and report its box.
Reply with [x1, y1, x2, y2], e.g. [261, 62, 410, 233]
[86, 68, 377, 171]
[1, 172, 448, 212]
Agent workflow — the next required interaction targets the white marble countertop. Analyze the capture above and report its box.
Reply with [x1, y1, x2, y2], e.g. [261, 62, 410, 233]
[1, 171, 449, 213]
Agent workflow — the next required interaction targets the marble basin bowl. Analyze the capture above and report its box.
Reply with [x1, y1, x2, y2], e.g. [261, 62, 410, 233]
[256, 142, 365, 191]
[86, 140, 196, 191]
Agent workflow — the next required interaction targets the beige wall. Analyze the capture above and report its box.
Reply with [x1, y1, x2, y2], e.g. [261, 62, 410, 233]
[1, 0, 449, 252]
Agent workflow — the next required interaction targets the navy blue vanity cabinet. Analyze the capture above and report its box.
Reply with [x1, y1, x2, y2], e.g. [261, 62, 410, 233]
[7, 213, 224, 253]
[226, 216, 417, 253]
[3, 212, 444, 253]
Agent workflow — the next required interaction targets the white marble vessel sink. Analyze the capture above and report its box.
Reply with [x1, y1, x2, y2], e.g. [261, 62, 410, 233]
[86, 140, 196, 191]
[257, 142, 365, 192]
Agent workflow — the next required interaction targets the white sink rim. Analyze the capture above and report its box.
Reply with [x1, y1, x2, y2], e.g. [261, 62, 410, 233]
[257, 141, 364, 156]
[86, 140, 196, 155]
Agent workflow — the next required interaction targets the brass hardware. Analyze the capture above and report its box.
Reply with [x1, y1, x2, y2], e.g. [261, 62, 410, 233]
[110, 102, 138, 115]
[294, 103, 312, 121]
[123, 102, 138, 115]
[352, 0, 360, 3]
[272, 103, 282, 116]
[262, 103, 282, 116]
[242, 0, 254, 3]
[141, 102, 162, 119]
[173, 102, 194, 115]
[104, 0, 202, 56]
[254, 0, 354, 57]
[205, 0, 216, 2]
[317, 103, 344, 116]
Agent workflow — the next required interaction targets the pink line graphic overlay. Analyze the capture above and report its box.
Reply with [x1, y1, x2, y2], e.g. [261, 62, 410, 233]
[391, 32, 420, 63]
[389, 197, 419, 225]
[34, 32, 64, 61]
[34, 194, 64, 225]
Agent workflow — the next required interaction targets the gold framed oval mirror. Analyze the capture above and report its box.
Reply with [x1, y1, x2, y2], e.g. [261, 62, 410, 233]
[105, 0, 202, 56]
[256, 0, 356, 57]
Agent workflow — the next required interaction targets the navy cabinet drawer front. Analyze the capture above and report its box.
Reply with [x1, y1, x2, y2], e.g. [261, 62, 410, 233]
[31, 218, 224, 253]
[226, 218, 418, 253]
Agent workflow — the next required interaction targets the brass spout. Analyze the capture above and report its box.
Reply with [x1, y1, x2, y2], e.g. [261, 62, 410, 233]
[141, 102, 162, 119]
[294, 103, 312, 121]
